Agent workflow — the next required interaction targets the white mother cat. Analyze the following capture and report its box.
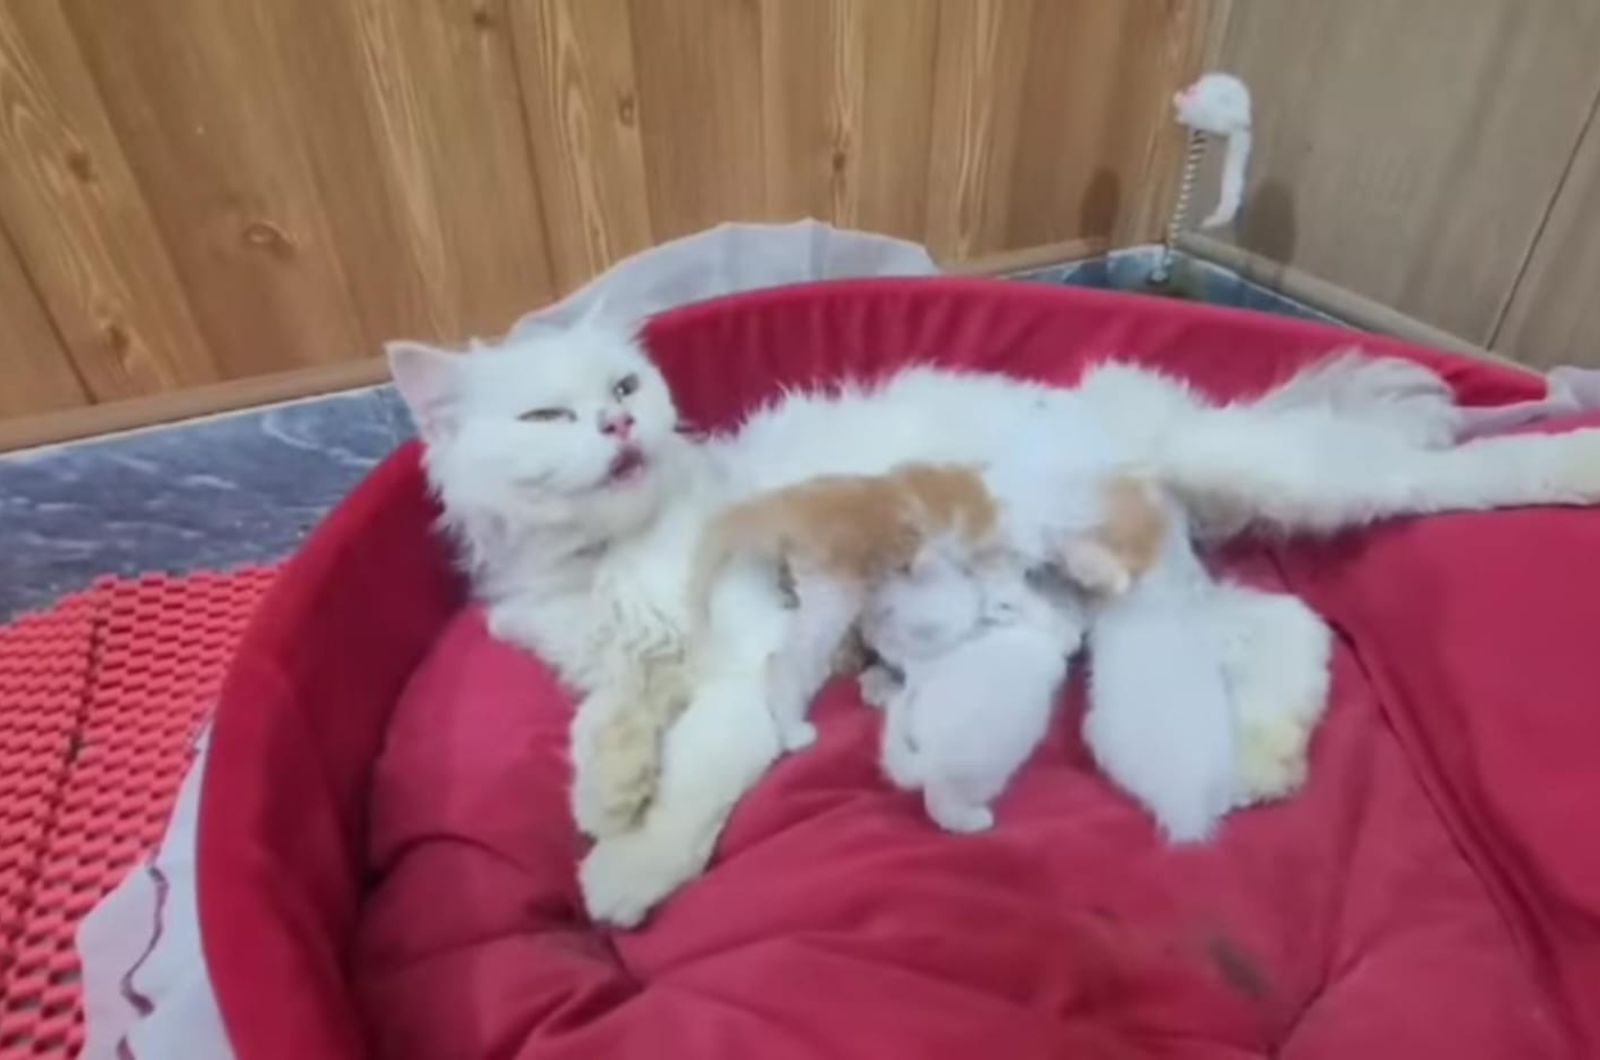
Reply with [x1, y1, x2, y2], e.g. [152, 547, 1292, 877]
[391, 315, 1600, 926]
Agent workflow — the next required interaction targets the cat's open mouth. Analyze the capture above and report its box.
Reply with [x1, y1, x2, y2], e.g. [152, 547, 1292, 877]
[606, 446, 647, 485]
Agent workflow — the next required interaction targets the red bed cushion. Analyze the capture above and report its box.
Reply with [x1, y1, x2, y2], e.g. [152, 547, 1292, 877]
[201, 278, 1600, 1058]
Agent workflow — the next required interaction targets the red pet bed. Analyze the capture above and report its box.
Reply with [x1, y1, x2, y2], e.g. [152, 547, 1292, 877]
[197, 278, 1600, 1058]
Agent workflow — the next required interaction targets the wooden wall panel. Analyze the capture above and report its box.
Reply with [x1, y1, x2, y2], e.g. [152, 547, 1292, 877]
[1494, 97, 1600, 368]
[507, 0, 652, 292]
[627, 0, 767, 241]
[0, 224, 83, 417]
[922, 0, 1038, 261]
[0, 0, 1217, 426]
[1217, 0, 1600, 347]
[1007, 0, 1216, 248]
[0, 0, 213, 401]
[340, 0, 556, 326]
[60, 0, 368, 376]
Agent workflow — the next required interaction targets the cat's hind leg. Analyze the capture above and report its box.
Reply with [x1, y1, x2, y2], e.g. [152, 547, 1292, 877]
[1163, 406, 1600, 535]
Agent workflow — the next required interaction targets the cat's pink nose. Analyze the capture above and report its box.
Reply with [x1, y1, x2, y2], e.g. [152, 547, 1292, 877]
[600, 411, 635, 437]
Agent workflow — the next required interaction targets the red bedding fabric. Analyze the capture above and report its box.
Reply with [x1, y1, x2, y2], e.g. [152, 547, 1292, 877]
[353, 535, 1582, 1058]
[200, 278, 1600, 1058]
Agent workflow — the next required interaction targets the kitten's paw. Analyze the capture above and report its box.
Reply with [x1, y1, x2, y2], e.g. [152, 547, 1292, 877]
[925, 787, 994, 833]
[880, 743, 922, 791]
[930, 802, 993, 834]
[1232, 714, 1312, 807]
[580, 829, 703, 929]
[779, 720, 818, 751]
[858, 665, 899, 710]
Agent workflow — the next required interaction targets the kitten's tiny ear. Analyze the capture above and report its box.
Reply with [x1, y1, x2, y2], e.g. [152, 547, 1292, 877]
[387, 340, 464, 440]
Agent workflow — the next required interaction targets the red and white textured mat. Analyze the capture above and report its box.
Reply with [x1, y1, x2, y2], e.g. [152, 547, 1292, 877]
[0, 569, 274, 1058]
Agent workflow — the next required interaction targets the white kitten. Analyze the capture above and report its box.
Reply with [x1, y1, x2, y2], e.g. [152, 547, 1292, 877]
[868, 554, 1080, 833]
[1081, 499, 1238, 843]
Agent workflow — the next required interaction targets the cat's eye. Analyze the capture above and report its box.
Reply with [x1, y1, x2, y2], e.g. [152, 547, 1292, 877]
[518, 407, 574, 423]
[612, 374, 640, 400]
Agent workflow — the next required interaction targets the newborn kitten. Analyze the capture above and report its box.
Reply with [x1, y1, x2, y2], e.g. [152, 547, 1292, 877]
[868, 550, 1084, 833]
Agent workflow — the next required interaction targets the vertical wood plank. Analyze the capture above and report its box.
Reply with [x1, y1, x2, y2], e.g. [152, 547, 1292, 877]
[0, 223, 86, 417]
[1493, 92, 1600, 368]
[923, 0, 1038, 261]
[338, 0, 557, 330]
[0, 0, 213, 400]
[250, 0, 444, 349]
[1219, 0, 1600, 344]
[757, 0, 940, 241]
[628, 0, 766, 240]
[61, 0, 366, 376]
[757, 0, 839, 222]
[505, 0, 652, 292]
[848, 1, 940, 240]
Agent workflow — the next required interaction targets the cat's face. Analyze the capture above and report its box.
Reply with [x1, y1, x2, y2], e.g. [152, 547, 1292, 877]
[388, 316, 683, 539]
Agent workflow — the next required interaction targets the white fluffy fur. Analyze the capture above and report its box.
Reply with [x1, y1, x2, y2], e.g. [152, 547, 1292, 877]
[1082, 500, 1237, 842]
[394, 324, 1600, 927]
[872, 559, 1079, 834]
[388, 313, 725, 840]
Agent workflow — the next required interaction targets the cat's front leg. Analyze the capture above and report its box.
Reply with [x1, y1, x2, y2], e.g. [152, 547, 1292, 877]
[580, 665, 781, 926]
[580, 560, 789, 926]
[572, 646, 692, 838]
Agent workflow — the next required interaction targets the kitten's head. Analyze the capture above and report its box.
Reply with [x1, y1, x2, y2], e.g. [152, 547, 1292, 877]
[865, 541, 985, 662]
[388, 313, 685, 555]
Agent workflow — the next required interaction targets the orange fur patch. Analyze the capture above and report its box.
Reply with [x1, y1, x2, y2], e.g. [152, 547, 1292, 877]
[691, 463, 998, 620]
[1093, 474, 1168, 577]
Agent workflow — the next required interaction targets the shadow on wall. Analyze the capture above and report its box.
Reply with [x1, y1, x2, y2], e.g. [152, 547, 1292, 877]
[1237, 180, 1298, 265]
[1081, 168, 1122, 241]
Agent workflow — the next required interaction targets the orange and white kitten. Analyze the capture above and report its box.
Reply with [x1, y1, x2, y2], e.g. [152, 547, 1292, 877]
[688, 463, 1002, 750]
[687, 463, 1165, 752]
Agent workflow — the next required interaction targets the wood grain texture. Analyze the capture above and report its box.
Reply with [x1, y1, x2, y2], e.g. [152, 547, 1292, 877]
[1218, 0, 1600, 345]
[628, 0, 766, 240]
[61, 0, 367, 376]
[922, 0, 1038, 260]
[0, 0, 213, 400]
[507, 0, 652, 291]
[0, 0, 1209, 423]
[758, 0, 941, 241]
[1494, 89, 1600, 368]
[0, 221, 84, 417]
[339, 0, 557, 328]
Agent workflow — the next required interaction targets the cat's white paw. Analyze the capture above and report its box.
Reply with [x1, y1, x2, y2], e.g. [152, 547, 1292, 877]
[570, 777, 626, 839]
[858, 666, 899, 710]
[1232, 714, 1312, 807]
[779, 719, 818, 752]
[580, 828, 705, 929]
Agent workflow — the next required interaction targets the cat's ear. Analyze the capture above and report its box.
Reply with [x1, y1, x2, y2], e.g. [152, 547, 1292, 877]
[387, 340, 464, 441]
